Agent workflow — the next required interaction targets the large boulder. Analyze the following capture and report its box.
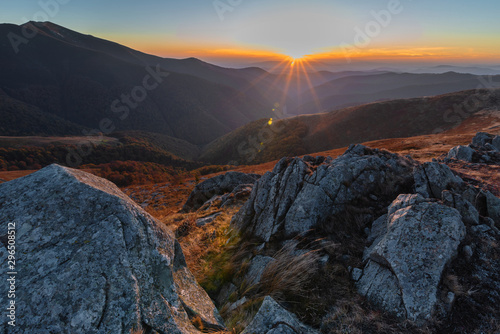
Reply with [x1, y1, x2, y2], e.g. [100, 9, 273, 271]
[241, 296, 319, 334]
[182, 172, 260, 212]
[233, 145, 417, 242]
[0, 165, 224, 333]
[357, 194, 466, 323]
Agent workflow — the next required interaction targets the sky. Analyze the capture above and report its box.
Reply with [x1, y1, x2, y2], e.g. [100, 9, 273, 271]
[2, 0, 500, 67]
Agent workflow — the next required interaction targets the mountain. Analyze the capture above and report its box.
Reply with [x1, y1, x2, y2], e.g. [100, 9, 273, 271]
[200, 89, 500, 164]
[0, 22, 286, 145]
[412, 65, 500, 75]
[292, 72, 500, 115]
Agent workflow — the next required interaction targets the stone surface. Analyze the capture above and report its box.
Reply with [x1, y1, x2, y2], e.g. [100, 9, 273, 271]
[485, 191, 500, 225]
[447, 145, 474, 162]
[357, 195, 466, 323]
[195, 212, 222, 227]
[366, 214, 388, 244]
[414, 162, 464, 199]
[244, 255, 275, 286]
[216, 283, 237, 306]
[182, 172, 260, 212]
[0, 164, 224, 333]
[471, 132, 494, 148]
[442, 190, 480, 225]
[492, 136, 500, 151]
[241, 296, 320, 334]
[233, 145, 417, 242]
[446, 132, 500, 164]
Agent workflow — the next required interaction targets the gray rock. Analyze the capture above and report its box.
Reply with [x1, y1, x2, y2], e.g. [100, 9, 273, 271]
[357, 195, 466, 323]
[195, 212, 222, 227]
[485, 191, 500, 224]
[447, 145, 474, 162]
[387, 193, 426, 216]
[366, 214, 388, 244]
[233, 145, 417, 242]
[351, 268, 363, 282]
[472, 132, 494, 148]
[463, 245, 474, 260]
[357, 260, 406, 319]
[182, 172, 260, 212]
[492, 136, 500, 151]
[227, 297, 248, 312]
[471, 224, 492, 234]
[414, 162, 464, 199]
[217, 283, 237, 306]
[241, 296, 320, 334]
[245, 255, 275, 286]
[442, 190, 480, 225]
[0, 164, 224, 333]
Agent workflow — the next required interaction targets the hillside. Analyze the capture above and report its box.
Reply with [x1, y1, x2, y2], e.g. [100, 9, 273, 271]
[0, 22, 286, 145]
[293, 71, 500, 115]
[201, 89, 500, 164]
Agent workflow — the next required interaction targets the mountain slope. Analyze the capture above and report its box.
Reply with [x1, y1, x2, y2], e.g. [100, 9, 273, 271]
[200, 89, 500, 164]
[0, 22, 282, 144]
[293, 72, 500, 115]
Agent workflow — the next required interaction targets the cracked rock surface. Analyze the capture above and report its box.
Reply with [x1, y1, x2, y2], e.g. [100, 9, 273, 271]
[0, 164, 224, 333]
[232, 145, 417, 243]
[357, 194, 466, 323]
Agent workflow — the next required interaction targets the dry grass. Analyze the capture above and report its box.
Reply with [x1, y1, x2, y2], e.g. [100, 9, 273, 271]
[248, 241, 320, 302]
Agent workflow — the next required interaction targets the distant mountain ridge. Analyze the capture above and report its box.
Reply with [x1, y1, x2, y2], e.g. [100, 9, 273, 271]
[0, 21, 286, 145]
[201, 89, 500, 164]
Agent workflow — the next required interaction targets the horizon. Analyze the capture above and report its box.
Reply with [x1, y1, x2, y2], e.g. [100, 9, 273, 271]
[2, 0, 500, 70]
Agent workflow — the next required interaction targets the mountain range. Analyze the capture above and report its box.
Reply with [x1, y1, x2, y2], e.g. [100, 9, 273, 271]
[1, 21, 500, 166]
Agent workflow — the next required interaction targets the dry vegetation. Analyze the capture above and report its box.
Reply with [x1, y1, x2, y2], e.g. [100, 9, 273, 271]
[1, 112, 499, 333]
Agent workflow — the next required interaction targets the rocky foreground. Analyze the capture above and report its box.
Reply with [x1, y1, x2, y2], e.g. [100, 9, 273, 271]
[0, 132, 499, 333]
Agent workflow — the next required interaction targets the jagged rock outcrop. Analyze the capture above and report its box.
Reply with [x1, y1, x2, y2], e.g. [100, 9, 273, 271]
[232, 145, 417, 242]
[182, 172, 260, 212]
[357, 194, 466, 322]
[447, 132, 500, 163]
[414, 162, 465, 199]
[0, 164, 224, 333]
[241, 296, 320, 334]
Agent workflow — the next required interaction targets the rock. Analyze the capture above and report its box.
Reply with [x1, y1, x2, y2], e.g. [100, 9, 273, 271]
[217, 283, 237, 306]
[245, 255, 275, 286]
[195, 212, 222, 227]
[485, 191, 500, 224]
[351, 268, 363, 282]
[463, 245, 474, 260]
[442, 190, 480, 225]
[447, 145, 474, 162]
[492, 136, 500, 151]
[228, 297, 248, 312]
[387, 193, 426, 215]
[0, 164, 224, 333]
[241, 296, 320, 334]
[366, 214, 388, 244]
[182, 172, 260, 212]
[219, 184, 254, 208]
[233, 145, 417, 242]
[447, 132, 500, 164]
[357, 195, 466, 323]
[471, 132, 494, 148]
[414, 162, 464, 199]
